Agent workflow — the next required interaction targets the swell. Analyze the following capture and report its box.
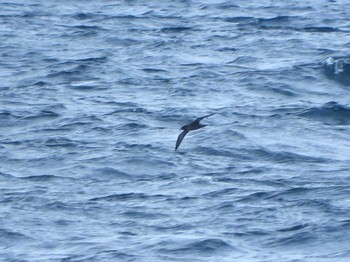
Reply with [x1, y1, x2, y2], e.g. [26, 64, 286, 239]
[297, 101, 350, 125]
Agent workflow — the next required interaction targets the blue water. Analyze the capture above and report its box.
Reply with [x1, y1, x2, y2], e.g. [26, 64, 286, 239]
[1, 1, 350, 261]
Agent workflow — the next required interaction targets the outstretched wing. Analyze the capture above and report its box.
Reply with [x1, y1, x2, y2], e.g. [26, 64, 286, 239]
[195, 113, 215, 123]
[175, 130, 189, 150]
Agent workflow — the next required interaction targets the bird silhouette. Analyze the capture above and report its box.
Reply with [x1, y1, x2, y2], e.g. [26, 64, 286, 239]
[175, 113, 215, 150]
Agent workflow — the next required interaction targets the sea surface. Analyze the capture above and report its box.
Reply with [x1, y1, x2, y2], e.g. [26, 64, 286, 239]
[1, 1, 350, 261]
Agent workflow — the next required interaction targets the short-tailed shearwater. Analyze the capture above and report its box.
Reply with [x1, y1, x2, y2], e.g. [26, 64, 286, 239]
[175, 113, 215, 150]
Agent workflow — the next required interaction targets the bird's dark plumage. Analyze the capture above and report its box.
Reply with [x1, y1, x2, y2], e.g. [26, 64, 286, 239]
[175, 113, 215, 150]
[175, 130, 188, 150]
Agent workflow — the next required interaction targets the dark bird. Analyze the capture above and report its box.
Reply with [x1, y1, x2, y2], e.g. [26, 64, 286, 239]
[175, 113, 215, 150]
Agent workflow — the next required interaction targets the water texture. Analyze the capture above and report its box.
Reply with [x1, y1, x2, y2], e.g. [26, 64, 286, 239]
[1, 1, 350, 261]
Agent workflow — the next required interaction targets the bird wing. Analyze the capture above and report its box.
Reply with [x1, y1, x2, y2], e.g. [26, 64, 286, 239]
[175, 130, 189, 150]
[195, 113, 215, 123]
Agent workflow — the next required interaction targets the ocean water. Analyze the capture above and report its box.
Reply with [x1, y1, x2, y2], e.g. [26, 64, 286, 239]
[1, 0, 350, 261]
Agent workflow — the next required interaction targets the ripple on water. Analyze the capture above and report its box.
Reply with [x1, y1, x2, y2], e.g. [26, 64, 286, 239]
[1, 1, 350, 261]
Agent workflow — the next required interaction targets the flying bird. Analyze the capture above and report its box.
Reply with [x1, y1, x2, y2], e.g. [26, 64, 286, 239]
[175, 113, 215, 150]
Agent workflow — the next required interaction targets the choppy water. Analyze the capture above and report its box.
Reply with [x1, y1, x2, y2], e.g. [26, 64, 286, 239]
[1, 1, 350, 261]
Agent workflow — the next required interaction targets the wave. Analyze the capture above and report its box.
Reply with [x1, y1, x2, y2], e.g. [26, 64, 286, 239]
[81, 251, 136, 261]
[93, 167, 131, 180]
[224, 15, 294, 25]
[141, 68, 168, 73]
[0, 171, 17, 180]
[45, 137, 77, 147]
[267, 231, 315, 247]
[20, 174, 71, 182]
[301, 26, 340, 33]
[298, 101, 350, 125]
[160, 26, 193, 33]
[323, 56, 350, 85]
[72, 12, 98, 20]
[0, 228, 32, 242]
[23, 109, 60, 120]
[243, 147, 327, 163]
[90, 193, 168, 202]
[237, 191, 273, 202]
[69, 80, 102, 91]
[203, 187, 237, 198]
[0, 110, 17, 119]
[277, 223, 309, 232]
[43, 201, 72, 210]
[159, 238, 236, 255]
